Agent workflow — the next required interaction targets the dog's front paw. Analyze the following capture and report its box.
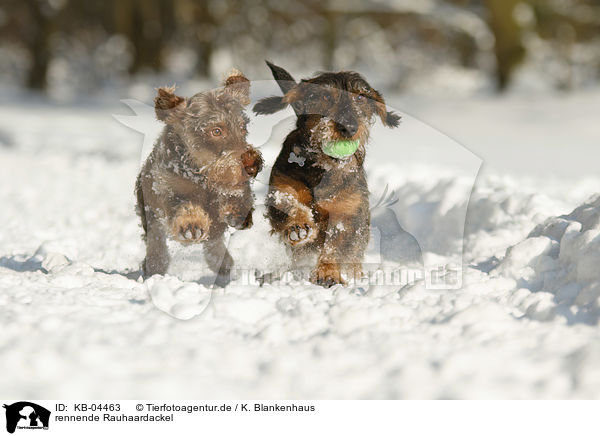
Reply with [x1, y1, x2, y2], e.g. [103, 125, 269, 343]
[171, 204, 210, 243]
[225, 210, 253, 230]
[283, 209, 317, 246]
[241, 148, 263, 178]
[285, 223, 316, 246]
[311, 261, 346, 288]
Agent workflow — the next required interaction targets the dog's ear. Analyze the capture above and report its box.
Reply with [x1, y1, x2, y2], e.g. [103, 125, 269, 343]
[382, 109, 401, 128]
[367, 89, 401, 128]
[154, 86, 186, 122]
[266, 61, 296, 94]
[223, 68, 251, 105]
[253, 85, 303, 115]
[253, 61, 301, 116]
[253, 96, 288, 115]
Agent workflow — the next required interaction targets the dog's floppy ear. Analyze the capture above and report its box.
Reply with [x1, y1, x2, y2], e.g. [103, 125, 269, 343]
[253, 61, 301, 116]
[266, 60, 297, 94]
[223, 68, 251, 105]
[253, 96, 288, 115]
[154, 86, 186, 122]
[367, 89, 401, 128]
[253, 85, 304, 115]
[254, 62, 303, 116]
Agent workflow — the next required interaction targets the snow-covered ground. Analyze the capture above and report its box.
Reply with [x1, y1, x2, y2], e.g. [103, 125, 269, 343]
[1, 85, 599, 399]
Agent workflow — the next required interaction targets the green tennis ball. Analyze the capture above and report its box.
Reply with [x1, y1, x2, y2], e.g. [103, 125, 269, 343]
[321, 139, 360, 159]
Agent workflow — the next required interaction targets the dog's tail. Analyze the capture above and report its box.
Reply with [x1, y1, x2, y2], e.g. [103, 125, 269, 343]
[135, 174, 147, 240]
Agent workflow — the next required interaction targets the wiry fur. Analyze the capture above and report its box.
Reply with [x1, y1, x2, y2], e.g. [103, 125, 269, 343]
[254, 62, 400, 287]
[136, 71, 263, 282]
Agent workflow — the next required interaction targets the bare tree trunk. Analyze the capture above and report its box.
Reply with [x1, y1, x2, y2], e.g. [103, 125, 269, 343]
[114, 0, 165, 74]
[323, 9, 337, 71]
[26, 0, 53, 90]
[485, 0, 525, 91]
[194, 0, 214, 78]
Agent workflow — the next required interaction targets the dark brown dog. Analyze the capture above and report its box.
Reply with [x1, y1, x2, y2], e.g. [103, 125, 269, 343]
[254, 62, 400, 287]
[136, 70, 263, 281]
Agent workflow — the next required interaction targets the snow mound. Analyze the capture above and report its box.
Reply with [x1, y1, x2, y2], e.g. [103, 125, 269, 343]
[145, 275, 212, 320]
[493, 194, 600, 323]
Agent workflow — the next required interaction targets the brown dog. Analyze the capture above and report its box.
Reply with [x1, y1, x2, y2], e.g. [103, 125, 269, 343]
[254, 62, 400, 287]
[136, 70, 263, 282]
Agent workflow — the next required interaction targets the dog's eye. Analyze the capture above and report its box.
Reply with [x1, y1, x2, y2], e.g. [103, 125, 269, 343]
[211, 127, 223, 137]
[355, 94, 364, 102]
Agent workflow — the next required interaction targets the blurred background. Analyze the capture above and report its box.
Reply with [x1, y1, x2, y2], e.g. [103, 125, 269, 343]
[1, 0, 600, 100]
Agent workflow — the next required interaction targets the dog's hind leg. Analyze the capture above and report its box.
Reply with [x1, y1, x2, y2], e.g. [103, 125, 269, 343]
[137, 175, 170, 275]
[203, 236, 234, 287]
[144, 217, 170, 276]
[135, 174, 147, 237]
[313, 190, 370, 287]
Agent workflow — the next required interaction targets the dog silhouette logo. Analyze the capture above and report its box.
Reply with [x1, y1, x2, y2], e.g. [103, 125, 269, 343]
[3, 402, 50, 433]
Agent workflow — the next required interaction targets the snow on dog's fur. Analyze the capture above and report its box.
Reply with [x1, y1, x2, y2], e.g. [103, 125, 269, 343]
[136, 70, 263, 282]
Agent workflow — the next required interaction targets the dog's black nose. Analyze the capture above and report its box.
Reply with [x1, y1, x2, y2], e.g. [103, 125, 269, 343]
[335, 120, 358, 137]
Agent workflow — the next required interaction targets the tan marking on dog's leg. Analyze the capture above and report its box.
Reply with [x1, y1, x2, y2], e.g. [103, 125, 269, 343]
[219, 189, 254, 230]
[316, 191, 363, 217]
[311, 260, 346, 287]
[313, 191, 369, 287]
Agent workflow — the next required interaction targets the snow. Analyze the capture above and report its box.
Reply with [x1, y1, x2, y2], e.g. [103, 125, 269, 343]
[1, 87, 599, 399]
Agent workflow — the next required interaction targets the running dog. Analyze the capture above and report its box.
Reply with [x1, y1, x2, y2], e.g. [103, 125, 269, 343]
[136, 70, 263, 282]
[253, 62, 400, 287]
